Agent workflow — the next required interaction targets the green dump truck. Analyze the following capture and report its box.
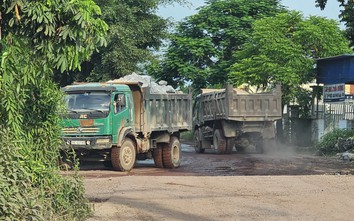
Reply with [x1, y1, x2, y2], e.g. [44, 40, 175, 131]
[61, 82, 192, 171]
[193, 84, 282, 154]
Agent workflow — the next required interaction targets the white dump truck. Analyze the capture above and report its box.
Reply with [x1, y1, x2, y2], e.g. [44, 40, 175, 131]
[193, 84, 282, 154]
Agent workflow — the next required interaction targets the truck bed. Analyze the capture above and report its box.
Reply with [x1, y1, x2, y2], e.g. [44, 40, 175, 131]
[129, 84, 192, 134]
[201, 84, 282, 122]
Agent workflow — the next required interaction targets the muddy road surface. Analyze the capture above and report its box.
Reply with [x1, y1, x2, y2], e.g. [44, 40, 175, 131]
[79, 143, 354, 178]
[81, 143, 354, 221]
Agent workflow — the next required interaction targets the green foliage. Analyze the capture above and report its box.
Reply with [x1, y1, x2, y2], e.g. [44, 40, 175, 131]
[229, 11, 352, 106]
[180, 131, 193, 142]
[315, 129, 354, 155]
[0, 128, 91, 220]
[1, 0, 107, 219]
[0, 128, 42, 220]
[150, 0, 285, 90]
[316, 0, 354, 47]
[59, 0, 184, 85]
[2, 0, 108, 73]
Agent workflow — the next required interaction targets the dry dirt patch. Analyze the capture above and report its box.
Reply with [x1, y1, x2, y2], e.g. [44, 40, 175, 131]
[81, 143, 354, 220]
[84, 175, 354, 221]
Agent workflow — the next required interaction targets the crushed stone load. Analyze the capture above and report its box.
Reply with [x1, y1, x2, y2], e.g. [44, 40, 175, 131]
[107, 72, 177, 94]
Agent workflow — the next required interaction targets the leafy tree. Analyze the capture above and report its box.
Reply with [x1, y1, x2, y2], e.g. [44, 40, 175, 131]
[57, 0, 187, 85]
[150, 0, 285, 90]
[316, 0, 354, 47]
[0, 0, 107, 219]
[229, 11, 352, 108]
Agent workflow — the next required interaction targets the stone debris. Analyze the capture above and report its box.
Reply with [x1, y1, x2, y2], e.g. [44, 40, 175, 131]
[335, 137, 354, 151]
[336, 151, 354, 161]
[335, 137, 354, 161]
[107, 72, 177, 94]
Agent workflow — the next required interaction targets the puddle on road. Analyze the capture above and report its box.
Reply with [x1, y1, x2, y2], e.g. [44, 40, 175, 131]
[181, 143, 195, 153]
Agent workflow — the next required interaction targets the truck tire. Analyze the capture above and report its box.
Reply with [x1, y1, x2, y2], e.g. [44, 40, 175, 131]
[193, 130, 205, 153]
[213, 129, 227, 154]
[153, 144, 164, 168]
[162, 137, 181, 168]
[225, 138, 235, 154]
[255, 140, 264, 154]
[111, 138, 136, 171]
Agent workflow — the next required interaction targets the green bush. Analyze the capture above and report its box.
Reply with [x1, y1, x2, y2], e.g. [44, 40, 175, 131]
[0, 128, 42, 220]
[0, 0, 107, 219]
[0, 129, 91, 220]
[315, 128, 354, 155]
[180, 131, 193, 142]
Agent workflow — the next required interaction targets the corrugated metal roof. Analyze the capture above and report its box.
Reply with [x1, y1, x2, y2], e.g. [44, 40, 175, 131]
[316, 54, 354, 84]
[316, 54, 354, 62]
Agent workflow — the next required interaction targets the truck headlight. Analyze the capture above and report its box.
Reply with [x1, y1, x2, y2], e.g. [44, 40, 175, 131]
[96, 139, 110, 144]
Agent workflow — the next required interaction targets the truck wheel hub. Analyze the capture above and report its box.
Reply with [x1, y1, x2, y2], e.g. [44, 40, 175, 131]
[122, 148, 133, 163]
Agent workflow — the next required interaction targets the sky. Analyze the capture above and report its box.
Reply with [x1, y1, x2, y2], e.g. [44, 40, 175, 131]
[158, 0, 343, 27]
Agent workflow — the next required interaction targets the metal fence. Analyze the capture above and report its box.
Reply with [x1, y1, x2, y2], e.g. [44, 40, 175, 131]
[311, 103, 354, 120]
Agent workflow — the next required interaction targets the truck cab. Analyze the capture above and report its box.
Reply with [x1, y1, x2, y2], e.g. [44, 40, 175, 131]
[61, 83, 135, 170]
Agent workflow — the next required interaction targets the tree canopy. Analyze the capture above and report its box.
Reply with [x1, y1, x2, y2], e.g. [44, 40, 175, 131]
[150, 0, 285, 90]
[229, 11, 352, 107]
[315, 0, 354, 46]
[58, 0, 186, 85]
[1, 0, 107, 132]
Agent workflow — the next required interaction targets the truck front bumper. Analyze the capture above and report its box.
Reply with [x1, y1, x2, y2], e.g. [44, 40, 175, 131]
[62, 136, 112, 150]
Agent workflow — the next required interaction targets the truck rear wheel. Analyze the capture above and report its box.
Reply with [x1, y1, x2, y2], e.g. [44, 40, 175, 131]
[213, 129, 226, 154]
[111, 138, 136, 171]
[255, 140, 264, 154]
[193, 130, 205, 153]
[153, 144, 164, 168]
[225, 138, 235, 154]
[162, 137, 181, 168]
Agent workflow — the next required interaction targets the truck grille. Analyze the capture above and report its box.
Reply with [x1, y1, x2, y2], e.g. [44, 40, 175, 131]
[62, 127, 99, 134]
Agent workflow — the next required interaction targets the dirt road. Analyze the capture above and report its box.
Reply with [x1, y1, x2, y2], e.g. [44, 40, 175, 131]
[82, 143, 354, 221]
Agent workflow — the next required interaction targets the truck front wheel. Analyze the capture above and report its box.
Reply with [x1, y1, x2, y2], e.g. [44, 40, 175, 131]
[162, 137, 181, 168]
[213, 129, 226, 154]
[111, 138, 136, 171]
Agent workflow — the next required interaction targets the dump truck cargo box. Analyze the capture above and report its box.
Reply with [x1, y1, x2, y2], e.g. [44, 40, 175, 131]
[200, 84, 282, 122]
[125, 83, 192, 134]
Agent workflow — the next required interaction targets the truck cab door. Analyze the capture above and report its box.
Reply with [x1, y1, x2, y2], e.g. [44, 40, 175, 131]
[111, 93, 133, 142]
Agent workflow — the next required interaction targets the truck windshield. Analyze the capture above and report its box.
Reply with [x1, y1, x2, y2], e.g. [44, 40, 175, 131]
[65, 92, 111, 112]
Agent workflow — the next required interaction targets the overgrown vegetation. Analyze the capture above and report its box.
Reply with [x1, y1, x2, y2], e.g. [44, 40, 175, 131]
[0, 128, 91, 220]
[315, 129, 354, 155]
[0, 0, 107, 219]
